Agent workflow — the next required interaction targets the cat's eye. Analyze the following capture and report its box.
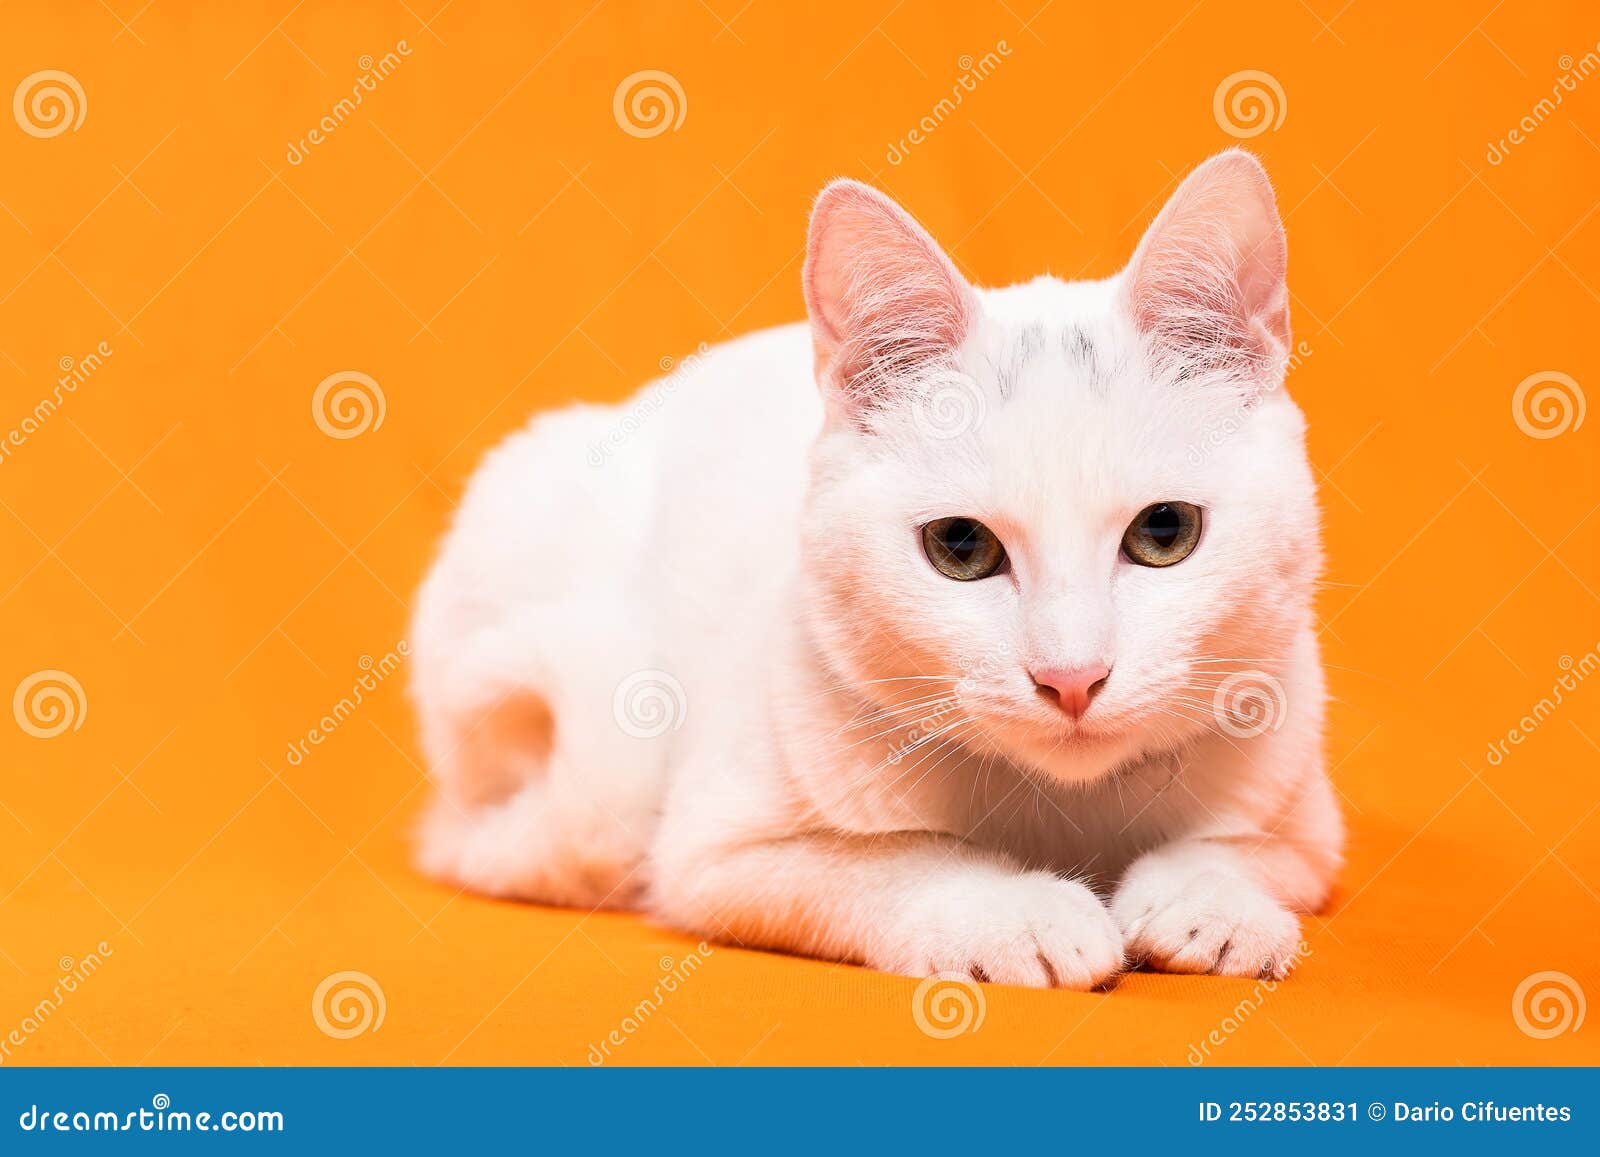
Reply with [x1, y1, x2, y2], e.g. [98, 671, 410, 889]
[922, 517, 1007, 581]
[1122, 502, 1203, 568]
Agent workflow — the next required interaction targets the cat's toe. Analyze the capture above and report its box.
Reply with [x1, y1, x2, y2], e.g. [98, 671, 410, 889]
[1113, 870, 1301, 979]
[879, 872, 1125, 990]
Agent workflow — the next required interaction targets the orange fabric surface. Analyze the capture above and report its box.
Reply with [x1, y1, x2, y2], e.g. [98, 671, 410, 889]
[1, 0, 1598, 1066]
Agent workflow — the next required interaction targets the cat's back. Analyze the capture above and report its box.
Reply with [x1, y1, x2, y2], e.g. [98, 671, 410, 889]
[417, 322, 818, 639]
[649, 320, 820, 522]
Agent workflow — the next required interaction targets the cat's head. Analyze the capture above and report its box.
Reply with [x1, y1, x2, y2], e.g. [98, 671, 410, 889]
[797, 150, 1320, 784]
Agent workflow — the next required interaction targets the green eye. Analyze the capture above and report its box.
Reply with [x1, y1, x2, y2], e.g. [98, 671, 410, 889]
[922, 517, 1007, 581]
[1122, 502, 1203, 567]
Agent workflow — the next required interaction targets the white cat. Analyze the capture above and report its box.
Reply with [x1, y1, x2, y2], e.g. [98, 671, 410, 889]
[411, 149, 1342, 989]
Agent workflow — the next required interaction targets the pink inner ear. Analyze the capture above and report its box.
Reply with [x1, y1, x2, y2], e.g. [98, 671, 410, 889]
[1127, 151, 1289, 377]
[803, 180, 974, 401]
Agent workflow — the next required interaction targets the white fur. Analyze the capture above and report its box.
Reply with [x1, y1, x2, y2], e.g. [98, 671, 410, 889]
[411, 151, 1342, 988]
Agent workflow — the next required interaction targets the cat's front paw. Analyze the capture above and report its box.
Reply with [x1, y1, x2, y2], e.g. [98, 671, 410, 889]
[1112, 864, 1301, 979]
[874, 872, 1124, 990]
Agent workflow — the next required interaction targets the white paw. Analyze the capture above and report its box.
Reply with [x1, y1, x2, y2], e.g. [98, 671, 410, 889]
[1112, 864, 1301, 979]
[874, 872, 1124, 990]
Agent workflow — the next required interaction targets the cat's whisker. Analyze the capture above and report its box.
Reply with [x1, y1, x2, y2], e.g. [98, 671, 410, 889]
[828, 700, 964, 751]
[799, 674, 957, 703]
[830, 690, 961, 734]
[850, 714, 976, 786]
[899, 719, 992, 795]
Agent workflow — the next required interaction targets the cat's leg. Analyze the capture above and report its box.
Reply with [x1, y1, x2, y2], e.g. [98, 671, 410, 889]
[411, 608, 660, 910]
[1110, 771, 1342, 979]
[415, 768, 646, 910]
[651, 829, 1124, 988]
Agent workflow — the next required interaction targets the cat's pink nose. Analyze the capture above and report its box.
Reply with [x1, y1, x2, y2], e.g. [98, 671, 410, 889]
[1031, 664, 1111, 720]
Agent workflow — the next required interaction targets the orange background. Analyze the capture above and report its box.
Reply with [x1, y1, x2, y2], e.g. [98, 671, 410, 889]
[1, 0, 1597, 1066]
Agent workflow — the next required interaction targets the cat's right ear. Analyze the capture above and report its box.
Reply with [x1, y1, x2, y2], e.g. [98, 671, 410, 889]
[803, 180, 977, 413]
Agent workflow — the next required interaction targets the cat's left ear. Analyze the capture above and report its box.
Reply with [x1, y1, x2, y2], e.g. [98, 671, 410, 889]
[803, 179, 977, 410]
[1123, 149, 1289, 383]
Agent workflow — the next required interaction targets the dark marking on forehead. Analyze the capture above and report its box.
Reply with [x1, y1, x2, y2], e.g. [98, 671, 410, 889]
[1063, 325, 1103, 388]
[984, 353, 1014, 400]
[995, 323, 1107, 400]
[989, 324, 1045, 401]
